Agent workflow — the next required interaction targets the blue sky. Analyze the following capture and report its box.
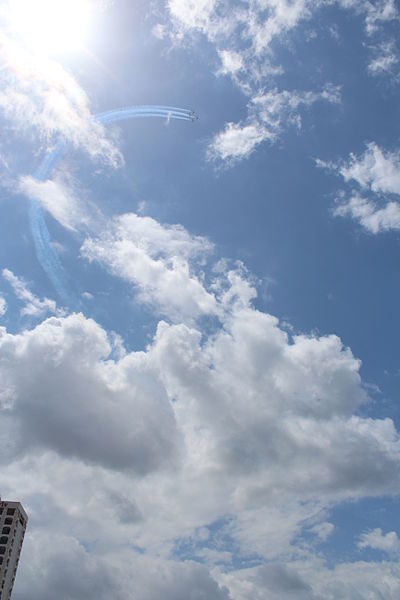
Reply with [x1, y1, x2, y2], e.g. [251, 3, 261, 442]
[1, 0, 400, 598]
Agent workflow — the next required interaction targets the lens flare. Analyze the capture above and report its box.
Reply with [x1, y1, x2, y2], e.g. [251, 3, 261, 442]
[9, 0, 91, 55]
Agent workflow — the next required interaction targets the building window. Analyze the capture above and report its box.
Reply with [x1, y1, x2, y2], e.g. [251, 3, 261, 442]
[6, 509, 15, 516]
[1, 529, 9, 536]
[0, 549, 5, 555]
[4, 519, 12, 526]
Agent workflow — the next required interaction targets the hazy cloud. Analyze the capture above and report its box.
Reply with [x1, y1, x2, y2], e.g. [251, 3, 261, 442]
[0, 295, 6, 316]
[19, 176, 90, 232]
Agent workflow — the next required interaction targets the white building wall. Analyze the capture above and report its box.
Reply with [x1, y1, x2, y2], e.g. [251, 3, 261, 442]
[0, 501, 28, 600]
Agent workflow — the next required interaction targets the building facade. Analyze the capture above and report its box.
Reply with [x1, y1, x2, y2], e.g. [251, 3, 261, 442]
[0, 500, 28, 600]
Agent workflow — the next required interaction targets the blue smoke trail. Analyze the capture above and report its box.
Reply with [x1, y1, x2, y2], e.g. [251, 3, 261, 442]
[28, 106, 196, 307]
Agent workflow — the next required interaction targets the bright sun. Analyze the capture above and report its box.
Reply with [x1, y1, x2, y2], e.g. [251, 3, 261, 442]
[9, 0, 91, 55]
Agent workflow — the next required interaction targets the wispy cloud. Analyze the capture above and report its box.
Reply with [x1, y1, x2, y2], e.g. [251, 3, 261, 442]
[319, 142, 400, 233]
[2, 268, 63, 317]
[368, 40, 400, 77]
[208, 85, 341, 164]
[162, 0, 397, 164]
[333, 193, 400, 233]
[358, 528, 400, 555]
[339, 143, 400, 195]
[19, 175, 91, 232]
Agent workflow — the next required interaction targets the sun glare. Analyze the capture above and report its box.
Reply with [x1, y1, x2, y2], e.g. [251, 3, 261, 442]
[9, 0, 91, 55]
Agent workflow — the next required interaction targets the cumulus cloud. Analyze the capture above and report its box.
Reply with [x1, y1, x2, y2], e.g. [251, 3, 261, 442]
[1, 300, 400, 597]
[13, 527, 231, 600]
[1, 1, 399, 597]
[320, 143, 400, 233]
[2, 268, 62, 317]
[0, 312, 181, 473]
[220, 558, 400, 599]
[151, 311, 400, 512]
[1, 281, 398, 509]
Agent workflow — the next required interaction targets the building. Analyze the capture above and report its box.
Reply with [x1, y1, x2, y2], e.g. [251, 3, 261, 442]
[0, 500, 28, 600]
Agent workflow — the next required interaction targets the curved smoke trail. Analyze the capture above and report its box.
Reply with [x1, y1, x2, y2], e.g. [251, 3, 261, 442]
[29, 106, 196, 307]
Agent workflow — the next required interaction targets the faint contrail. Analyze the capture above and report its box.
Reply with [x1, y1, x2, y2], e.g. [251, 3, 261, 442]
[95, 106, 197, 124]
[28, 105, 196, 307]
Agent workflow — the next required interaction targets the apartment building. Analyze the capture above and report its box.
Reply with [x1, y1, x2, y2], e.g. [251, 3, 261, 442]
[0, 500, 28, 600]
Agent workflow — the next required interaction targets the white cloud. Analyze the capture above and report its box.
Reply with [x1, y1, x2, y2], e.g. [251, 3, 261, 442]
[368, 40, 399, 76]
[151, 311, 400, 511]
[358, 528, 400, 555]
[208, 86, 341, 163]
[168, 0, 217, 33]
[334, 193, 400, 233]
[1, 0, 399, 597]
[220, 558, 400, 599]
[358, 527, 400, 554]
[1, 302, 400, 597]
[168, 0, 312, 48]
[209, 122, 270, 162]
[166, 1, 336, 163]
[0, 294, 6, 316]
[2, 268, 62, 317]
[361, 0, 398, 35]
[12, 525, 230, 600]
[0, 312, 181, 473]
[218, 50, 244, 76]
[339, 143, 400, 195]
[81, 212, 219, 322]
[164, 0, 396, 164]
[321, 143, 400, 233]
[310, 521, 335, 541]
[19, 175, 90, 232]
